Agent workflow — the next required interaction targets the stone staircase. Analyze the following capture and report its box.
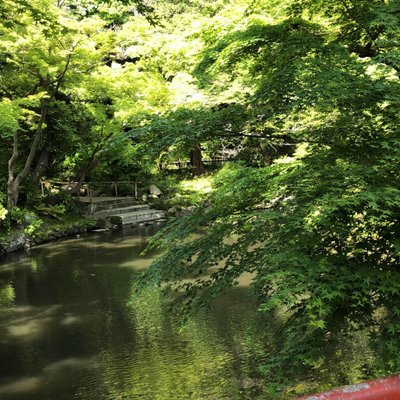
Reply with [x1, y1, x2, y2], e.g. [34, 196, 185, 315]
[84, 198, 166, 227]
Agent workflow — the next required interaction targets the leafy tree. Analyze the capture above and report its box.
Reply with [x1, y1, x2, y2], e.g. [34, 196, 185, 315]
[134, 0, 400, 387]
[0, 0, 161, 209]
[0, 3, 87, 206]
[1, 0, 400, 390]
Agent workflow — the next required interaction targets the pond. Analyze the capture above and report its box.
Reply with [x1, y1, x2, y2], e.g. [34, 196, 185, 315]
[0, 225, 270, 400]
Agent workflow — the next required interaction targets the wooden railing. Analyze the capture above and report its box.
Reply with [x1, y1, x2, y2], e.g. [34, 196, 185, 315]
[40, 181, 139, 202]
[297, 375, 400, 400]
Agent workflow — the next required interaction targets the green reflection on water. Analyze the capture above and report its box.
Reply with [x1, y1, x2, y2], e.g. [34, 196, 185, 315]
[0, 283, 15, 306]
[92, 285, 267, 400]
[0, 227, 268, 400]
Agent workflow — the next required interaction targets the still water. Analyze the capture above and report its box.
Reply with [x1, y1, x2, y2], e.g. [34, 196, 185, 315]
[0, 225, 268, 400]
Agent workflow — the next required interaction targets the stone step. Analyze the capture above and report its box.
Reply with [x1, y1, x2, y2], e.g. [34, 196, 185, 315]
[92, 204, 150, 218]
[109, 209, 166, 226]
[85, 198, 138, 213]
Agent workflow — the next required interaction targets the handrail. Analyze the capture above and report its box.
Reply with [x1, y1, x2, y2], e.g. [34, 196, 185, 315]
[43, 181, 137, 184]
[40, 180, 139, 200]
[297, 375, 400, 400]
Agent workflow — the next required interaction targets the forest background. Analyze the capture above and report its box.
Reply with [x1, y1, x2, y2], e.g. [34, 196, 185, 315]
[1, 0, 400, 396]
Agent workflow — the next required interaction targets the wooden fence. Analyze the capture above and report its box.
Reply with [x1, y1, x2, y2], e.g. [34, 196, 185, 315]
[40, 181, 139, 202]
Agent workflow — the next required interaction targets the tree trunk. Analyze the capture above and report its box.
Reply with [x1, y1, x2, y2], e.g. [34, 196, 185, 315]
[67, 157, 99, 196]
[190, 144, 205, 176]
[67, 129, 113, 195]
[7, 131, 19, 209]
[6, 49, 73, 208]
[7, 99, 48, 208]
[31, 147, 50, 183]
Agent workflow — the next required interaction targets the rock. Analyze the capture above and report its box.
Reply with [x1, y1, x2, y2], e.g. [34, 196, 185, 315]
[143, 222, 153, 226]
[167, 206, 177, 215]
[178, 206, 196, 217]
[6, 233, 30, 253]
[0, 246, 7, 259]
[24, 212, 39, 225]
[95, 218, 108, 229]
[149, 184, 162, 196]
[109, 215, 122, 227]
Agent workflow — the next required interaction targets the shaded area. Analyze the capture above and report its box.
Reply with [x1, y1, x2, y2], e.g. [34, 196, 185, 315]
[0, 226, 269, 400]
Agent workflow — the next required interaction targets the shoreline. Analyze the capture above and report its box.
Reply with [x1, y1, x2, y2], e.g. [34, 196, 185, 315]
[0, 217, 97, 258]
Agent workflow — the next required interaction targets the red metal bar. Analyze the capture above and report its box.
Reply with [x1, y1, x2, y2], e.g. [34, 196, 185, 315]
[297, 376, 400, 400]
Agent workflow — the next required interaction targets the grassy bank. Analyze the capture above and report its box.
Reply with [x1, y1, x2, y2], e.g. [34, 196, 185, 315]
[0, 202, 96, 256]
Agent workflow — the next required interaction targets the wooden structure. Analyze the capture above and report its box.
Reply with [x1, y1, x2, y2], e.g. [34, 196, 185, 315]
[40, 181, 139, 203]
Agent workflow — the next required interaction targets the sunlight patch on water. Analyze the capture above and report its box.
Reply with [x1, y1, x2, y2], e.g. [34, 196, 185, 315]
[0, 377, 44, 395]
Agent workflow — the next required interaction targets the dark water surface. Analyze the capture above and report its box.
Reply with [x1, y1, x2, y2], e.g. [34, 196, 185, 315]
[0, 225, 268, 400]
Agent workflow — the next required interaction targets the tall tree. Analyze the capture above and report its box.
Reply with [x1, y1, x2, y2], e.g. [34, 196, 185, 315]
[0, 1, 116, 207]
[135, 0, 400, 385]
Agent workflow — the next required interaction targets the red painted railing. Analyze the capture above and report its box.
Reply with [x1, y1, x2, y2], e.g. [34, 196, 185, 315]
[297, 375, 400, 400]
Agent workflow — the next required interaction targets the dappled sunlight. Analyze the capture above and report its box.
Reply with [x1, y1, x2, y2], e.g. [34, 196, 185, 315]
[3, 304, 62, 339]
[0, 259, 34, 276]
[60, 314, 82, 326]
[1, 0, 398, 397]
[116, 255, 159, 270]
[0, 356, 99, 397]
[119, 285, 267, 399]
[43, 356, 99, 376]
[179, 177, 213, 194]
[0, 376, 45, 396]
[0, 222, 269, 399]
[32, 236, 145, 254]
[0, 283, 15, 306]
[236, 272, 255, 287]
[19, 232, 162, 273]
[0, 304, 88, 343]
[7, 316, 53, 338]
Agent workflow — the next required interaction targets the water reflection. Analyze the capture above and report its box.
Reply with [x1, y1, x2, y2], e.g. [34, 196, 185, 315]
[0, 226, 268, 400]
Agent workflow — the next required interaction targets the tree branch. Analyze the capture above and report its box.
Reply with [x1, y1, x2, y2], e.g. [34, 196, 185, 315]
[14, 98, 49, 187]
[214, 132, 333, 146]
[7, 131, 19, 208]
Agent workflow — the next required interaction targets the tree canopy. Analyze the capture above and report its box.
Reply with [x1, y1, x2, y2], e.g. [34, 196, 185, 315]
[1, 0, 400, 392]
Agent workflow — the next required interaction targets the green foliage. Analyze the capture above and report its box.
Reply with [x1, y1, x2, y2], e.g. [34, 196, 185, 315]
[24, 217, 44, 236]
[150, 174, 214, 211]
[138, 136, 400, 382]
[1, 0, 400, 392]
[0, 99, 20, 138]
[0, 206, 42, 238]
[0, 204, 7, 221]
[0, 283, 15, 307]
[129, 0, 400, 390]
[34, 203, 66, 220]
[127, 104, 251, 166]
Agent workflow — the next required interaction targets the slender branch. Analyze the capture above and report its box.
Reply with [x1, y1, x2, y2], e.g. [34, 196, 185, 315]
[6, 39, 79, 207]
[213, 132, 333, 145]
[14, 98, 49, 187]
[69, 130, 115, 194]
[339, 0, 384, 50]
[339, 0, 374, 39]
[7, 132, 19, 184]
